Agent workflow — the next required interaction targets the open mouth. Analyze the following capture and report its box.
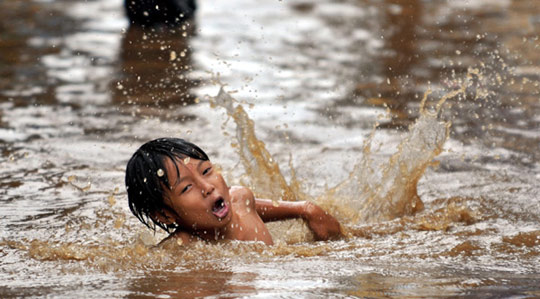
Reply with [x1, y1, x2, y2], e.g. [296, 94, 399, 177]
[212, 197, 229, 219]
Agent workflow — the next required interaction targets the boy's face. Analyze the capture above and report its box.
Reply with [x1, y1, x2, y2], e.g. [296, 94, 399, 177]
[161, 157, 232, 231]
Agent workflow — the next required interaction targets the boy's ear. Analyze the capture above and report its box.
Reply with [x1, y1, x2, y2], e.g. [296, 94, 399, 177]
[152, 208, 177, 225]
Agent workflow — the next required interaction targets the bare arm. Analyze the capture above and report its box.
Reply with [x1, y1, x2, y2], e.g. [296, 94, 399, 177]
[255, 198, 342, 241]
[255, 198, 305, 221]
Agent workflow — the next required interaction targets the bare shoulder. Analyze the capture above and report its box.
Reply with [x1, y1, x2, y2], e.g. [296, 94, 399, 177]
[229, 186, 256, 210]
[230, 186, 255, 201]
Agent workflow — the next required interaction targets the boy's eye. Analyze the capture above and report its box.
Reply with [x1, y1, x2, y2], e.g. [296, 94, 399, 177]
[181, 184, 192, 194]
[202, 167, 212, 175]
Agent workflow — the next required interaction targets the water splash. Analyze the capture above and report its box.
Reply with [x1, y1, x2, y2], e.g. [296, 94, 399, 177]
[212, 88, 305, 203]
[210, 87, 446, 224]
[211, 69, 488, 225]
[329, 67, 489, 223]
[327, 109, 449, 223]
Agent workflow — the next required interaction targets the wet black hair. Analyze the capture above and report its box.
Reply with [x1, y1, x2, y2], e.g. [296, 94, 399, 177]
[125, 137, 209, 233]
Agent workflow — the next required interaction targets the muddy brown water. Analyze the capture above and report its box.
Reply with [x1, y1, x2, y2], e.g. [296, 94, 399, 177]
[1, 0, 539, 297]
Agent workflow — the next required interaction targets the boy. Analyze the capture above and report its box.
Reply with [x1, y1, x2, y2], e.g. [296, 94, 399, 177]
[125, 137, 342, 245]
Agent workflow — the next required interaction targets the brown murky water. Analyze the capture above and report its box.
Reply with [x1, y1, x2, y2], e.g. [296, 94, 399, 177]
[1, 0, 540, 297]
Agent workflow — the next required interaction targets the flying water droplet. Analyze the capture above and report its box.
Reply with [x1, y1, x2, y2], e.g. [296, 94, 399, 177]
[82, 183, 91, 192]
[107, 195, 116, 206]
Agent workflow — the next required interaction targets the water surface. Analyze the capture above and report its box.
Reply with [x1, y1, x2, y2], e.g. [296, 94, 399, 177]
[1, 0, 539, 297]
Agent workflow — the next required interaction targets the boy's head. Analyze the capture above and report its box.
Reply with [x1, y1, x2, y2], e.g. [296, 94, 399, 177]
[125, 138, 209, 232]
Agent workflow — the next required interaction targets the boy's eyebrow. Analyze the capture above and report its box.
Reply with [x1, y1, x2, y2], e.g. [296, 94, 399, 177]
[197, 159, 207, 169]
[171, 175, 186, 189]
[169, 159, 210, 190]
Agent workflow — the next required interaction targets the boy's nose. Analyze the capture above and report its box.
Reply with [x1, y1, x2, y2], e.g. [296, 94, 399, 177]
[201, 183, 215, 197]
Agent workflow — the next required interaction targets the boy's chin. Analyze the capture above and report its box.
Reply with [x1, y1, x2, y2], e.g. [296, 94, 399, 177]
[200, 214, 232, 229]
[213, 213, 232, 226]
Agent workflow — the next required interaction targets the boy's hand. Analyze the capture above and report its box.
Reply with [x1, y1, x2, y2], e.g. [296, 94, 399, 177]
[301, 202, 342, 241]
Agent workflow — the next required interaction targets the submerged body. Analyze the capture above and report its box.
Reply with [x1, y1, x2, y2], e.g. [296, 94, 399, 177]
[126, 138, 342, 245]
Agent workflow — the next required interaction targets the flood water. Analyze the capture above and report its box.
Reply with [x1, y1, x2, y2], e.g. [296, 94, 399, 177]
[1, 0, 540, 297]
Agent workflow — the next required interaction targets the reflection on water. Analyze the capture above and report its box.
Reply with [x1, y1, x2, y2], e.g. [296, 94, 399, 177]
[355, 0, 424, 126]
[1, 0, 540, 297]
[128, 268, 256, 297]
[113, 24, 198, 108]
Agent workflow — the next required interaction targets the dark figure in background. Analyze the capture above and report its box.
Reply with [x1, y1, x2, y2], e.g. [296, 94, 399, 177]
[124, 0, 196, 27]
[113, 0, 198, 114]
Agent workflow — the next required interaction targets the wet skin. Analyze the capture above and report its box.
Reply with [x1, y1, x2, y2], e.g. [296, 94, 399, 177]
[157, 157, 342, 245]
